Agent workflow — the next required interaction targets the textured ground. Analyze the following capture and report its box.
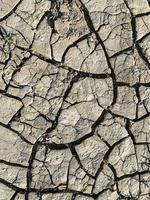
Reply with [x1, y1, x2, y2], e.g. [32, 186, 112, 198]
[0, 0, 150, 199]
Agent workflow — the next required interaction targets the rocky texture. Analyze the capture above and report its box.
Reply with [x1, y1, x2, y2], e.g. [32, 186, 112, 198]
[0, 0, 150, 199]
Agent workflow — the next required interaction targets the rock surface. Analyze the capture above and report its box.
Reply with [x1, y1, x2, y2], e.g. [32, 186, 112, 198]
[0, 0, 150, 199]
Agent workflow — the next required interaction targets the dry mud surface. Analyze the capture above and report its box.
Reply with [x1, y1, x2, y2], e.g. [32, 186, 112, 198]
[0, 0, 150, 199]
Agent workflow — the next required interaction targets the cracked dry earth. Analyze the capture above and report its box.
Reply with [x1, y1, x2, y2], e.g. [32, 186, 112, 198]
[1, 0, 150, 200]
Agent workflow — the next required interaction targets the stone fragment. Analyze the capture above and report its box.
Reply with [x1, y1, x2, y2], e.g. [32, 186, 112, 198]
[96, 113, 128, 146]
[0, 94, 22, 124]
[125, 0, 150, 15]
[75, 196, 94, 200]
[0, 0, 19, 18]
[31, 147, 72, 189]
[111, 50, 150, 85]
[131, 117, 150, 143]
[0, 183, 15, 200]
[75, 135, 108, 176]
[50, 1, 89, 61]
[0, 125, 32, 165]
[111, 86, 137, 119]
[97, 190, 119, 200]
[68, 157, 94, 193]
[118, 176, 140, 198]
[108, 138, 137, 177]
[93, 165, 114, 193]
[0, 163, 26, 188]
[64, 34, 110, 73]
